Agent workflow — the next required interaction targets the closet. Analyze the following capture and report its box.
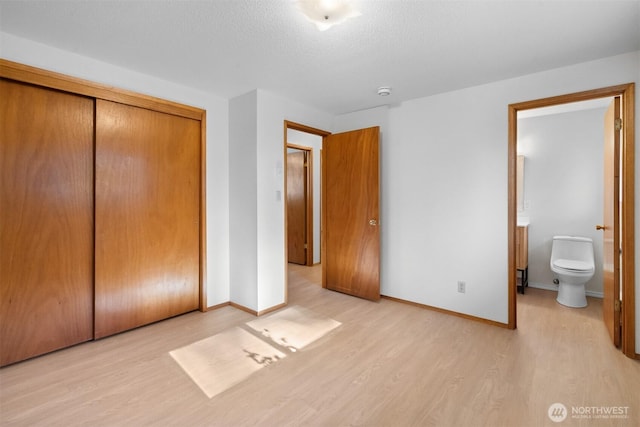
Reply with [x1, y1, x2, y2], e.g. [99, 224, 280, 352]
[0, 60, 205, 366]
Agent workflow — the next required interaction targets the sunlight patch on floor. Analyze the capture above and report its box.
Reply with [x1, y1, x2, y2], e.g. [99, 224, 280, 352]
[169, 327, 286, 398]
[246, 305, 342, 352]
[169, 306, 341, 398]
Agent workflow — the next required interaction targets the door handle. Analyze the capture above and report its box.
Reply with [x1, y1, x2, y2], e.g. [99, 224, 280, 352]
[596, 225, 606, 230]
[369, 219, 378, 226]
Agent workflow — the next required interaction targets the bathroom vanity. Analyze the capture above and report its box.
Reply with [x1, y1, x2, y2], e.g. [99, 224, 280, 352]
[516, 224, 529, 293]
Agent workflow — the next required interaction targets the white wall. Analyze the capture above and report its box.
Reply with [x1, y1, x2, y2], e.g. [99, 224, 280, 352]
[286, 129, 323, 264]
[335, 52, 639, 336]
[518, 108, 606, 296]
[0, 32, 231, 307]
[255, 90, 333, 311]
[334, 106, 390, 134]
[386, 87, 510, 323]
[227, 89, 333, 312]
[229, 92, 258, 309]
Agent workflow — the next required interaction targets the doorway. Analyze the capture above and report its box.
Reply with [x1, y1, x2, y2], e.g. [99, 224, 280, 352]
[286, 145, 312, 266]
[283, 121, 382, 302]
[507, 84, 636, 358]
[284, 121, 330, 300]
[516, 98, 611, 296]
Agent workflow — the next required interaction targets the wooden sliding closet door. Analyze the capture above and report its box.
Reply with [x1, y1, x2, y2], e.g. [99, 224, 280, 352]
[94, 100, 200, 338]
[0, 80, 94, 366]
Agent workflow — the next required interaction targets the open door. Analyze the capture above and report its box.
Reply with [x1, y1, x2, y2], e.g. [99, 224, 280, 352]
[322, 127, 380, 301]
[287, 150, 308, 265]
[602, 97, 621, 347]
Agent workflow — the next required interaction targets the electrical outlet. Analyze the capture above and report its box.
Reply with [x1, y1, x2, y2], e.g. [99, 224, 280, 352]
[457, 281, 466, 293]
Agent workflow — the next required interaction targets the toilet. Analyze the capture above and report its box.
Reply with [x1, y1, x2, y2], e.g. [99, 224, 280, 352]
[550, 235, 595, 308]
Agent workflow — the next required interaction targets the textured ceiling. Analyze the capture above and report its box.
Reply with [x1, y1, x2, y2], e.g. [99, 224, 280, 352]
[1, 0, 639, 114]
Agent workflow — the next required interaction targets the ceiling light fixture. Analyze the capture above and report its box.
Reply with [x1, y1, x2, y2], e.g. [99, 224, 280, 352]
[377, 86, 392, 96]
[296, 0, 361, 31]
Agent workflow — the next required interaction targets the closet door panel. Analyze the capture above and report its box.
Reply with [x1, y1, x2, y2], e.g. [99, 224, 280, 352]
[95, 100, 200, 338]
[0, 79, 94, 366]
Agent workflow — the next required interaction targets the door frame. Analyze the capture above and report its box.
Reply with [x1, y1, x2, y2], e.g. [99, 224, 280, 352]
[286, 144, 313, 266]
[507, 83, 636, 358]
[283, 121, 331, 301]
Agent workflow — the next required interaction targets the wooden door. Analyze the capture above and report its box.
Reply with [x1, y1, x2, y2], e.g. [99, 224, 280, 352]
[0, 79, 94, 366]
[94, 100, 200, 338]
[602, 97, 621, 347]
[322, 127, 380, 301]
[287, 151, 307, 264]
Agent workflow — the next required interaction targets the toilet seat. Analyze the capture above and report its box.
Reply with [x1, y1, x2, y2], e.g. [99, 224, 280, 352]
[553, 258, 593, 272]
[550, 236, 595, 308]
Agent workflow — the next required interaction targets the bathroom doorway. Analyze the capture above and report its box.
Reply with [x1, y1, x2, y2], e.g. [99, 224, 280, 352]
[516, 98, 611, 298]
[507, 84, 636, 358]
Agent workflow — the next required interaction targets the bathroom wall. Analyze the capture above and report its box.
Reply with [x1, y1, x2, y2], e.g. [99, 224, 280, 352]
[518, 108, 607, 296]
[286, 129, 323, 265]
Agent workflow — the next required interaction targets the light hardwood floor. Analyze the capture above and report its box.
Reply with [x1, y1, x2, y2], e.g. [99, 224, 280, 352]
[1, 264, 639, 426]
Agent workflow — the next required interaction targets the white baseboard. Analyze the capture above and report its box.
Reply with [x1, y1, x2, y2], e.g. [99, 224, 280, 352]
[586, 290, 604, 299]
[528, 282, 557, 292]
[528, 282, 603, 299]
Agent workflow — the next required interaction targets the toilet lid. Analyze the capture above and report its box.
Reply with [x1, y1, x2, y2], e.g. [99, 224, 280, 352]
[553, 258, 593, 272]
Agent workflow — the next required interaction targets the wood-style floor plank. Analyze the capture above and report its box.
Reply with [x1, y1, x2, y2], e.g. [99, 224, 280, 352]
[1, 264, 638, 426]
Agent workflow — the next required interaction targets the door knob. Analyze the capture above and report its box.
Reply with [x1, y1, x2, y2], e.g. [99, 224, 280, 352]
[596, 225, 606, 230]
[369, 219, 378, 226]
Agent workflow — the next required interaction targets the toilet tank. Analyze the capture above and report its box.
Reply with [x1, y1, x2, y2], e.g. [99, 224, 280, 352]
[550, 235, 594, 264]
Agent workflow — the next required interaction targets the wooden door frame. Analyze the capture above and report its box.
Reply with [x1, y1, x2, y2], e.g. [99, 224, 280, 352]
[286, 144, 314, 266]
[283, 121, 331, 301]
[507, 83, 636, 358]
[0, 59, 208, 312]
